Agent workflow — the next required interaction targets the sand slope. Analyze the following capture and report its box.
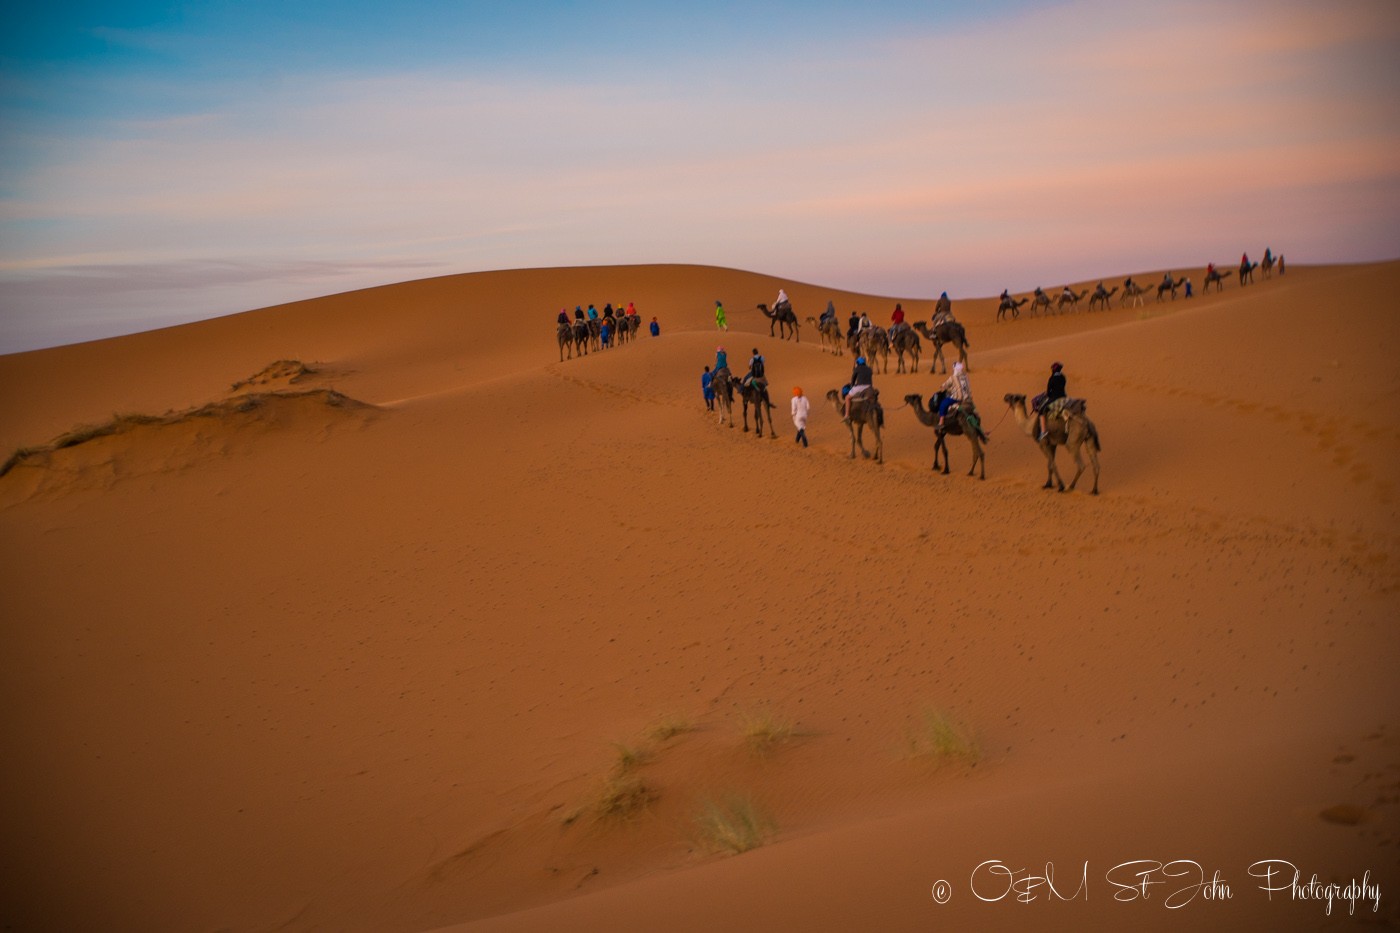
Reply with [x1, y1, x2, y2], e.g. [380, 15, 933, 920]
[1, 261, 1397, 932]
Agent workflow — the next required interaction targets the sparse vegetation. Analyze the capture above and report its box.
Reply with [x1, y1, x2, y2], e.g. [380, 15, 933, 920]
[646, 713, 694, 743]
[904, 707, 980, 766]
[0, 390, 374, 480]
[693, 794, 774, 855]
[738, 707, 797, 752]
[594, 773, 655, 820]
[611, 742, 651, 772]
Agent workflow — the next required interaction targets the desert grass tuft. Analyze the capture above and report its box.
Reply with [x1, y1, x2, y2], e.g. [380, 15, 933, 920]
[693, 794, 774, 855]
[594, 773, 655, 821]
[611, 741, 652, 772]
[738, 707, 797, 752]
[646, 713, 694, 743]
[903, 707, 980, 766]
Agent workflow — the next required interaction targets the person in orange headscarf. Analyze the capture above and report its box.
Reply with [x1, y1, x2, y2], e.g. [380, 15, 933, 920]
[791, 386, 810, 448]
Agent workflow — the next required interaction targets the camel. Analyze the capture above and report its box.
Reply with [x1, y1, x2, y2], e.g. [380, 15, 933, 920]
[1003, 393, 1101, 495]
[826, 389, 883, 463]
[1088, 285, 1117, 311]
[903, 393, 987, 479]
[735, 378, 778, 438]
[756, 302, 800, 341]
[1203, 268, 1233, 293]
[1155, 277, 1183, 302]
[557, 321, 575, 361]
[1119, 282, 1150, 308]
[889, 326, 921, 374]
[860, 326, 891, 374]
[805, 315, 845, 355]
[571, 319, 590, 356]
[912, 320, 970, 374]
[1239, 260, 1258, 286]
[1057, 288, 1088, 313]
[1029, 289, 1054, 316]
[712, 369, 736, 429]
[1261, 254, 1275, 279]
[586, 318, 603, 352]
[997, 296, 1027, 322]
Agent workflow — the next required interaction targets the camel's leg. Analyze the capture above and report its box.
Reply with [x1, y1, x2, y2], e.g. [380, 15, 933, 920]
[1044, 446, 1065, 491]
[847, 424, 858, 459]
[967, 439, 983, 479]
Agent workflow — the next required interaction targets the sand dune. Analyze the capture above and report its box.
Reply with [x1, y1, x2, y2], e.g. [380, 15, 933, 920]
[1, 261, 1396, 931]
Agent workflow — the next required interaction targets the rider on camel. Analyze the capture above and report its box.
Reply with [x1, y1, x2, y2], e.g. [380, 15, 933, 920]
[843, 356, 873, 422]
[1037, 361, 1067, 441]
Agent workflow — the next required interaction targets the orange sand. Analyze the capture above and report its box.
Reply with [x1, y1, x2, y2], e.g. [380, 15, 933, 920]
[1, 261, 1397, 932]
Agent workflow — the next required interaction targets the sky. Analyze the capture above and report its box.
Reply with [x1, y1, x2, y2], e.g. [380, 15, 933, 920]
[1, 0, 1399, 352]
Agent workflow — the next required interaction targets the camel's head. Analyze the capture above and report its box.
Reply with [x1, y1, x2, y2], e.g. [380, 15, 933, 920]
[825, 389, 842, 403]
[903, 394, 923, 406]
[1004, 393, 1026, 406]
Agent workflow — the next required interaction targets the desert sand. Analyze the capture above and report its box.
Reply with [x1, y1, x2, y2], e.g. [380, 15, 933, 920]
[1, 260, 1397, 932]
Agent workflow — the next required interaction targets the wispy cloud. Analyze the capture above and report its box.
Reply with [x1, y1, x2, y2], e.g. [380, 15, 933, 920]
[1, 0, 1397, 350]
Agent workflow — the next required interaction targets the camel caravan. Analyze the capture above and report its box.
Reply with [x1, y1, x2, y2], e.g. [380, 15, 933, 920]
[990, 247, 1282, 322]
[555, 302, 648, 362]
[548, 249, 1278, 492]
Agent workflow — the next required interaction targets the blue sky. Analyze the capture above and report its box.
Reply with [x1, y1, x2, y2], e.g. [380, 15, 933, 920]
[2, 0, 1398, 351]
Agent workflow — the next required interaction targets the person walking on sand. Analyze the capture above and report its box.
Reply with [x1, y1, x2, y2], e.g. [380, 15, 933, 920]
[791, 386, 810, 447]
[649, 316, 660, 337]
[701, 366, 715, 411]
[715, 300, 728, 331]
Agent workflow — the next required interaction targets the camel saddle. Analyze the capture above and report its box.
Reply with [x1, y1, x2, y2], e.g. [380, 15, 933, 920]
[1043, 397, 1086, 418]
[849, 389, 883, 426]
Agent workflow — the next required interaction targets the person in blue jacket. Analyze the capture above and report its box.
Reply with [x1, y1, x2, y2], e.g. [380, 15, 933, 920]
[701, 366, 715, 410]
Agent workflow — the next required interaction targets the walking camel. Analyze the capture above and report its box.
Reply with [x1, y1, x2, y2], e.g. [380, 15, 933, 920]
[735, 379, 778, 438]
[1088, 285, 1117, 311]
[1003, 393, 1101, 495]
[1029, 289, 1054, 316]
[756, 303, 800, 341]
[997, 296, 1028, 321]
[1057, 288, 1088, 313]
[889, 327, 922, 374]
[903, 394, 987, 479]
[825, 389, 884, 463]
[912, 320, 971, 373]
[557, 321, 575, 361]
[1155, 277, 1183, 302]
[860, 327, 891, 374]
[712, 369, 740, 429]
[1119, 282, 1151, 308]
[805, 316, 845, 355]
[1203, 268, 1233, 293]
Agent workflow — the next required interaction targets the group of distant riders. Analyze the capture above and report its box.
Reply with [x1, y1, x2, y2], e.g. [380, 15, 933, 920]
[708, 289, 1002, 445]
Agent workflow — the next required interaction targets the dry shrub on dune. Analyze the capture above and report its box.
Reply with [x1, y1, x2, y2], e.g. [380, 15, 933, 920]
[903, 707, 980, 766]
[693, 794, 775, 855]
